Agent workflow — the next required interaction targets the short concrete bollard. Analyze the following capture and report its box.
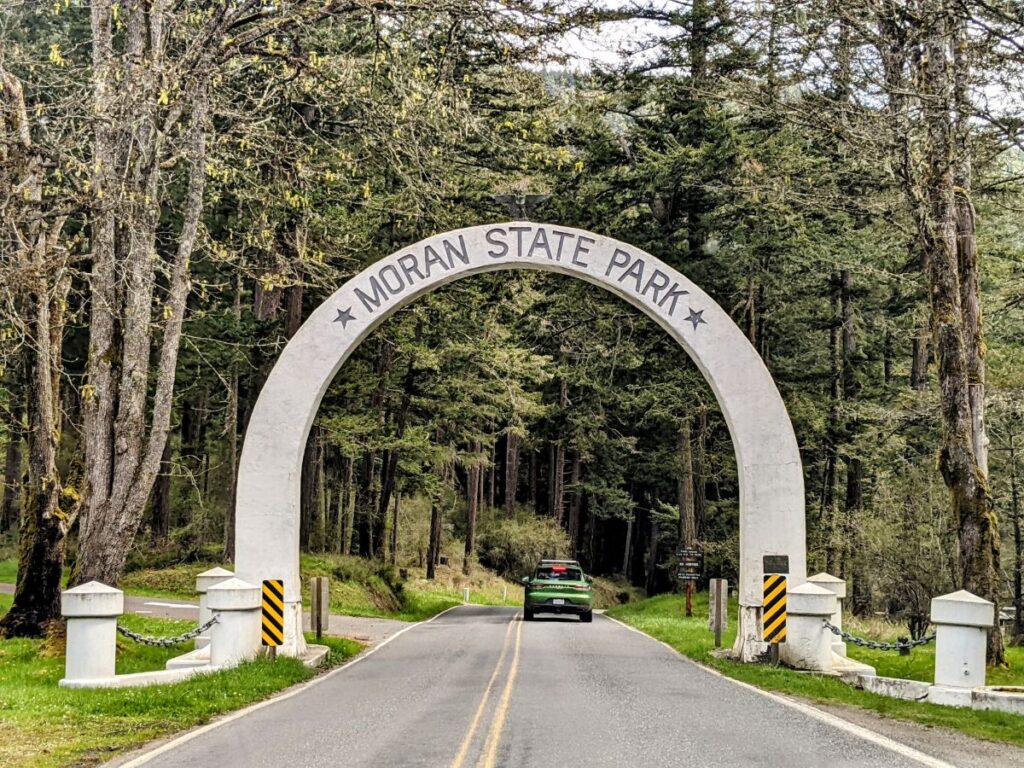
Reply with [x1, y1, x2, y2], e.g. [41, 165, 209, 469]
[60, 581, 124, 685]
[927, 589, 994, 707]
[195, 567, 234, 649]
[807, 573, 847, 657]
[780, 583, 837, 672]
[207, 577, 262, 668]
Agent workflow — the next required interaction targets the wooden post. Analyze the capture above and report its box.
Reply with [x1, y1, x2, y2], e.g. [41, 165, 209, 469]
[310, 577, 319, 640]
[685, 580, 694, 617]
[310, 576, 329, 640]
[709, 578, 728, 648]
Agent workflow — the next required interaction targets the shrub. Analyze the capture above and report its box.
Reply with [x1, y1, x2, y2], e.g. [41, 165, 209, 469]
[476, 515, 569, 578]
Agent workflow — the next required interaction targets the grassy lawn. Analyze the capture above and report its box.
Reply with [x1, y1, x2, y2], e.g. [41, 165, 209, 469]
[0, 592, 362, 768]
[0, 558, 17, 583]
[607, 592, 1024, 747]
[841, 616, 1024, 687]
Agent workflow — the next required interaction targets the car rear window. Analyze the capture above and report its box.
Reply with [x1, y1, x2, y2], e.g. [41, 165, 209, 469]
[535, 566, 583, 581]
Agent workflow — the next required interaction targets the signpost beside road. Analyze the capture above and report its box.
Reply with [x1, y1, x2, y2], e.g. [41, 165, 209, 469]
[676, 547, 703, 580]
[676, 547, 703, 617]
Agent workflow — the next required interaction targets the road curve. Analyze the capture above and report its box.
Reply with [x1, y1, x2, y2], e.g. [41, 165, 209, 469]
[129, 606, 939, 768]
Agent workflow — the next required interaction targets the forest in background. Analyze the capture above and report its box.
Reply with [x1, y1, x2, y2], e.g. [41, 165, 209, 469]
[1, 0, 1022, 661]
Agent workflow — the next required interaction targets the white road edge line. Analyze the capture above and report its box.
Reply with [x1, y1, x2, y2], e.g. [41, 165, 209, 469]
[110, 603, 467, 768]
[601, 614, 956, 768]
[142, 602, 198, 609]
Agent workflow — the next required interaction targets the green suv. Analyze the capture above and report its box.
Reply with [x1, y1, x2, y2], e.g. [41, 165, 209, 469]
[521, 559, 594, 622]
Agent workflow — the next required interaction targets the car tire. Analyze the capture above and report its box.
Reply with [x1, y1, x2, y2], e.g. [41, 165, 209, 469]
[580, 610, 593, 623]
[524, 608, 534, 621]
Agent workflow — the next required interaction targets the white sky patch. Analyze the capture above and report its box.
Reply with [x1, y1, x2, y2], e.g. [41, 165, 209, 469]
[548, 18, 661, 72]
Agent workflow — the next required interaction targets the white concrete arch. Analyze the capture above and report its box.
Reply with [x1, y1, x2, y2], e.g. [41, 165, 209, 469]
[234, 223, 806, 660]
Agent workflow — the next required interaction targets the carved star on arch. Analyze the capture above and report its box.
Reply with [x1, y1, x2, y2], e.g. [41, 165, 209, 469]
[685, 308, 707, 331]
[334, 307, 355, 328]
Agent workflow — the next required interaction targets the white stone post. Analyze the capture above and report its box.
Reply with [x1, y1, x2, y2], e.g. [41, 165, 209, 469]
[927, 589, 994, 707]
[808, 572, 847, 657]
[195, 567, 234, 649]
[780, 583, 837, 672]
[60, 581, 124, 686]
[207, 577, 262, 668]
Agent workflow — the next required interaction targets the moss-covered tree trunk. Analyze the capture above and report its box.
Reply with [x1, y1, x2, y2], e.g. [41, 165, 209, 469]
[678, 422, 695, 549]
[918, 6, 1003, 664]
[567, 457, 582, 556]
[0, 233, 70, 637]
[1010, 437, 1022, 644]
[5, 293, 73, 634]
[504, 431, 520, 518]
[1, 359, 23, 535]
[0, 69, 73, 637]
[426, 498, 442, 580]
[150, 439, 173, 542]
[463, 441, 481, 575]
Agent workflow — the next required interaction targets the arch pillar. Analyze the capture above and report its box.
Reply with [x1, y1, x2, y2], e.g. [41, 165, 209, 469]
[234, 223, 806, 660]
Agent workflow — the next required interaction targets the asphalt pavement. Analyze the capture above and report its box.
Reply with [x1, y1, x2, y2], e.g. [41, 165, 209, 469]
[124, 606, 955, 768]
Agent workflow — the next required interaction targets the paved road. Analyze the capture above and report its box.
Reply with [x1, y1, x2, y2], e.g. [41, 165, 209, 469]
[128, 606, 947, 768]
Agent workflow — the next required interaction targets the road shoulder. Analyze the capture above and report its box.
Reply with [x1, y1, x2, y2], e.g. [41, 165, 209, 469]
[812, 701, 1024, 768]
[603, 612, 1024, 768]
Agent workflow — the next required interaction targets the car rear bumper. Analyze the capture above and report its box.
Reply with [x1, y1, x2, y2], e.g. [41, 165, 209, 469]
[526, 599, 592, 614]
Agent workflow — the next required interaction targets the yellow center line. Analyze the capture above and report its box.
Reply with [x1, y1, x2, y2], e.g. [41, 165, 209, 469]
[450, 614, 519, 768]
[476, 617, 524, 768]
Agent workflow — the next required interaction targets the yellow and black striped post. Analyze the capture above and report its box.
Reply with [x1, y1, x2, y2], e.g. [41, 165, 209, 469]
[762, 574, 787, 644]
[262, 579, 285, 649]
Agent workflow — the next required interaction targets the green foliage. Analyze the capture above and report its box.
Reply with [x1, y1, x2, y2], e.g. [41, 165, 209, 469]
[304, 554, 405, 615]
[476, 514, 570, 578]
[2, 0, 1023, 643]
[0, 558, 17, 584]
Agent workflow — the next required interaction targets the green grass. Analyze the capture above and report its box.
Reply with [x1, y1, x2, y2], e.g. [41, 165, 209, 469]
[849, 639, 1024, 688]
[119, 562, 207, 600]
[301, 554, 508, 621]
[608, 592, 1024, 748]
[0, 557, 17, 583]
[0, 593, 362, 768]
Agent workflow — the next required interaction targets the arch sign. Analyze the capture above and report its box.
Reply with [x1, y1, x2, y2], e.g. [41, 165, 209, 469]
[234, 223, 806, 662]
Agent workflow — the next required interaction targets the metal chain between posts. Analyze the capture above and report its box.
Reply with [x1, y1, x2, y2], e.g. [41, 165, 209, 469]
[823, 620, 935, 652]
[116, 616, 218, 647]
